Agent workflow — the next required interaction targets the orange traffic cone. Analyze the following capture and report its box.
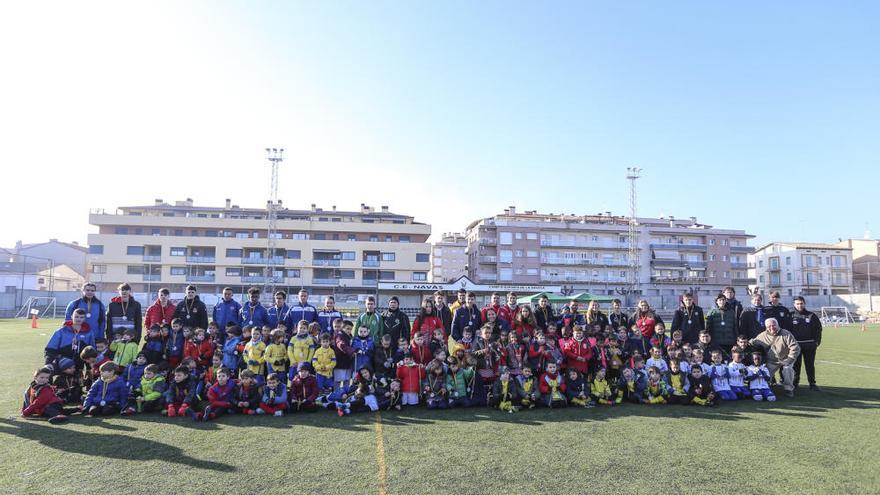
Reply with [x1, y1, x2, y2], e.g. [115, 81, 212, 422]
[31, 314, 38, 329]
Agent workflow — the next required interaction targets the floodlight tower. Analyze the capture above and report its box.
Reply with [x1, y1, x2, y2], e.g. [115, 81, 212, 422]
[264, 148, 284, 296]
[626, 167, 642, 298]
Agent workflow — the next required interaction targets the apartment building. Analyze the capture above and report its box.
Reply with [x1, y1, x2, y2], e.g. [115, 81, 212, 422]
[750, 242, 853, 296]
[835, 238, 880, 294]
[87, 199, 432, 297]
[464, 206, 755, 299]
[430, 232, 467, 282]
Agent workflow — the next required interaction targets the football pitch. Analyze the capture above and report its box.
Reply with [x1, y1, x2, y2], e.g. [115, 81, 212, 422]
[1, 319, 878, 495]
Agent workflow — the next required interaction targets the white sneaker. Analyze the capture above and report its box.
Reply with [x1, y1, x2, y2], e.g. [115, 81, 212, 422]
[273, 410, 283, 417]
[255, 408, 265, 415]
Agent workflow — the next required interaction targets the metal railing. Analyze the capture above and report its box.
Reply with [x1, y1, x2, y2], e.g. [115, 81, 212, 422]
[241, 256, 284, 265]
[186, 275, 216, 282]
[362, 260, 380, 267]
[186, 256, 216, 263]
[312, 259, 341, 266]
[142, 255, 161, 262]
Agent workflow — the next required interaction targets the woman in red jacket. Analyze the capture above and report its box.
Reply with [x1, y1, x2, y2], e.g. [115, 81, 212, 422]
[144, 288, 176, 330]
[631, 299, 664, 349]
[411, 298, 444, 342]
[512, 305, 537, 339]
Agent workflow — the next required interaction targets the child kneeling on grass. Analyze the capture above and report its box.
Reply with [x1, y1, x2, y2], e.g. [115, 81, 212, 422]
[135, 364, 166, 412]
[22, 366, 71, 424]
[289, 362, 319, 412]
[687, 365, 716, 406]
[233, 370, 261, 415]
[83, 361, 131, 416]
[162, 366, 197, 417]
[488, 367, 524, 413]
[192, 367, 236, 421]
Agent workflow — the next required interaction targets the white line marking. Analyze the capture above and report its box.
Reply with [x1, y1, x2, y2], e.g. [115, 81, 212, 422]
[817, 360, 880, 371]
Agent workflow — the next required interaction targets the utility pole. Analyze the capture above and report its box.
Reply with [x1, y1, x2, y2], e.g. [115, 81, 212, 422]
[626, 167, 642, 303]
[264, 148, 284, 297]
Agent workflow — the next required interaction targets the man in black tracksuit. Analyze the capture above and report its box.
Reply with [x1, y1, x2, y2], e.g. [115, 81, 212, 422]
[105, 283, 143, 344]
[790, 296, 822, 390]
[671, 292, 705, 344]
[765, 291, 793, 331]
[172, 285, 209, 330]
[739, 293, 768, 340]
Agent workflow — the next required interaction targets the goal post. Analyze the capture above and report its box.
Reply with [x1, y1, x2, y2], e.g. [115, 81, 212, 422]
[820, 306, 855, 325]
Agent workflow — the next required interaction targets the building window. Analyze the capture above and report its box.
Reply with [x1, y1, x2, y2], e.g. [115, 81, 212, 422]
[758, 260, 764, 268]
[205, 230, 218, 237]
[89, 245, 104, 254]
[369, 235, 378, 242]
[385, 235, 393, 242]
[314, 233, 326, 241]
[287, 269, 301, 278]
[292, 233, 309, 240]
[515, 232, 523, 240]
[709, 254, 716, 261]
[785, 256, 791, 265]
[527, 268, 538, 275]
[170, 247, 186, 256]
[709, 239, 716, 246]
[416, 253, 429, 263]
[526, 250, 538, 257]
[226, 267, 242, 277]
[786, 272, 792, 281]
[379, 271, 395, 280]
[399, 235, 410, 243]
[341, 251, 355, 260]
[721, 239, 728, 246]
[412, 272, 427, 281]
[287, 250, 301, 259]
[338, 270, 355, 279]
[126, 246, 144, 256]
[527, 232, 538, 240]
[381, 253, 396, 262]
[224, 249, 241, 258]
[91, 264, 107, 274]
[348, 234, 357, 241]
[170, 266, 187, 276]
[126, 265, 144, 275]
[173, 229, 184, 236]
[114, 227, 128, 235]
[499, 268, 513, 281]
[499, 250, 513, 263]
[499, 232, 513, 245]
[722, 255, 728, 262]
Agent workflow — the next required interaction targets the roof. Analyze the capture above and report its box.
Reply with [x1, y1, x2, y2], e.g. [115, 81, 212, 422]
[755, 242, 853, 252]
[16, 240, 87, 253]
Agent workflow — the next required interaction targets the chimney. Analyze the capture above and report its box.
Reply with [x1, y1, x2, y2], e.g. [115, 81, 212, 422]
[332, 205, 336, 211]
[689, 216, 697, 224]
[225, 198, 231, 208]
[311, 203, 317, 212]
[381, 205, 389, 213]
[154, 198, 163, 206]
[669, 215, 675, 228]
[503, 208, 510, 215]
[508, 205, 516, 215]
[185, 198, 193, 206]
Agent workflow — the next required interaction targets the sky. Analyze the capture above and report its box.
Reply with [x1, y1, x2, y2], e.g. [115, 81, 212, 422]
[1, 1, 878, 250]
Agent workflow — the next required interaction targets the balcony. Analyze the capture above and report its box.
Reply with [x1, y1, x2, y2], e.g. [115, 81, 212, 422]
[730, 246, 755, 253]
[651, 259, 688, 268]
[142, 255, 161, 262]
[241, 275, 284, 283]
[186, 256, 216, 263]
[730, 262, 750, 270]
[313, 278, 340, 286]
[650, 243, 707, 251]
[479, 239, 497, 245]
[650, 276, 708, 284]
[542, 258, 630, 267]
[312, 259, 341, 267]
[476, 273, 497, 282]
[541, 239, 629, 249]
[142, 274, 161, 281]
[362, 279, 378, 286]
[479, 256, 497, 264]
[241, 256, 284, 265]
[362, 260, 381, 267]
[186, 275, 216, 282]
[732, 277, 757, 285]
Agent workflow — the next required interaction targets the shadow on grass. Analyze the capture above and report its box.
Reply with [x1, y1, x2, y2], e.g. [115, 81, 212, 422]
[0, 418, 236, 472]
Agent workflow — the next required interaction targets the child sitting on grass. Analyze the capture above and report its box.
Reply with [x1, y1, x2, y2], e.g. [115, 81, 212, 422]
[258, 373, 288, 417]
[83, 361, 130, 416]
[22, 366, 70, 424]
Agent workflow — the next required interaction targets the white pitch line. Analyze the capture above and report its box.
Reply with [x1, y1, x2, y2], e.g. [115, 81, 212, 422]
[817, 360, 880, 371]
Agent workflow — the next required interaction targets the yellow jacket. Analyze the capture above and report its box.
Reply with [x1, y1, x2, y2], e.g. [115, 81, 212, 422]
[311, 346, 336, 377]
[243, 340, 267, 374]
[287, 335, 316, 367]
[591, 378, 614, 400]
[264, 343, 288, 375]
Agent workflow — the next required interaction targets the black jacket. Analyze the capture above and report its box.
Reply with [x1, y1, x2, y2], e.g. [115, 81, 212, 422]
[790, 309, 822, 350]
[105, 298, 143, 344]
[739, 307, 767, 340]
[381, 309, 410, 348]
[608, 311, 628, 331]
[765, 304, 792, 331]
[173, 296, 209, 330]
[671, 304, 705, 344]
[534, 305, 556, 331]
[436, 305, 453, 335]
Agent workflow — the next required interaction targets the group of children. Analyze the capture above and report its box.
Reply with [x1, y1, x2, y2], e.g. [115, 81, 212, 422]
[23, 306, 787, 424]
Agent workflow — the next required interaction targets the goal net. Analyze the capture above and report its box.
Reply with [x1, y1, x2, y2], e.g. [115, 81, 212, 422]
[820, 306, 855, 325]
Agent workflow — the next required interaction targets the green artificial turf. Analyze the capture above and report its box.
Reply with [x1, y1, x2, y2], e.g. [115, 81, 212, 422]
[0, 318, 877, 494]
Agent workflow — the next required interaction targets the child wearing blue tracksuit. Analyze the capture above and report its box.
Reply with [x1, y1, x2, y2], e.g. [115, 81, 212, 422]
[709, 350, 736, 401]
[351, 327, 375, 373]
[83, 362, 130, 416]
[222, 326, 243, 372]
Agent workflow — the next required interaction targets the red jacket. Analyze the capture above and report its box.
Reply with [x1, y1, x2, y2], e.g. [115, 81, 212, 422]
[396, 364, 426, 394]
[411, 315, 444, 341]
[538, 371, 566, 395]
[411, 343, 433, 366]
[144, 299, 176, 330]
[207, 380, 236, 409]
[480, 304, 511, 326]
[634, 312, 658, 338]
[512, 322, 535, 339]
[290, 374, 319, 402]
[562, 337, 593, 373]
[22, 383, 63, 416]
[184, 339, 214, 368]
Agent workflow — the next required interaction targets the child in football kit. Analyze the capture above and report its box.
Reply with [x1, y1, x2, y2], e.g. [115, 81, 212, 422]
[243, 327, 267, 383]
[289, 363, 319, 412]
[312, 334, 337, 392]
[489, 367, 525, 412]
[590, 367, 616, 406]
[518, 366, 540, 408]
[233, 370, 262, 415]
[747, 351, 776, 402]
[688, 365, 717, 406]
[539, 362, 567, 408]
[22, 367, 70, 424]
[643, 366, 669, 404]
[352, 326, 375, 373]
[708, 350, 737, 401]
[264, 329, 289, 377]
[727, 348, 751, 399]
[83, 361, 130, 416]
[257, 373, 289, 416]
[666, 359, 690, 404]
[51, 357, 83, 405]
[193, 367, 236, 421]
[564, 369, 592, 407]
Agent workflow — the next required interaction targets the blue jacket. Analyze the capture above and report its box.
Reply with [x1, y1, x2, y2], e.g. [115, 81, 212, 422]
[125, 363, 146, 390]
[65, 297, 105, 337]
[143, 335, 164, 355]
[222, 336, 242, 370]
[44, 322, 97, 365]
[288, 303, 318, 328]
[212, 299, 242, 333]
[267, 304, 291, 330]
[240, 303, 269, 329]
[352, 336, 375, 371]
[165, 328, 186, 359]
[261, 382, 288, 406]
[317, 309, 342, 334]
[451, 305, 482, 341]
[83, 377, 129, 409]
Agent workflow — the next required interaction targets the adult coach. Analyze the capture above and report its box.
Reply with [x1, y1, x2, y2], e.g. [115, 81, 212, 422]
[212, 287, 242, 342]
[240, 287, 268, 328]
[790, 296, 822, 390]
[671, 292, 705, 344]
[65, 283, 105, 338]
[750, 318, 801, 398]
[739, 293, 767, 339]
[173, 285, 209, 329]
[288, 288, 318, 327]
[105, 283, 143, 343]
